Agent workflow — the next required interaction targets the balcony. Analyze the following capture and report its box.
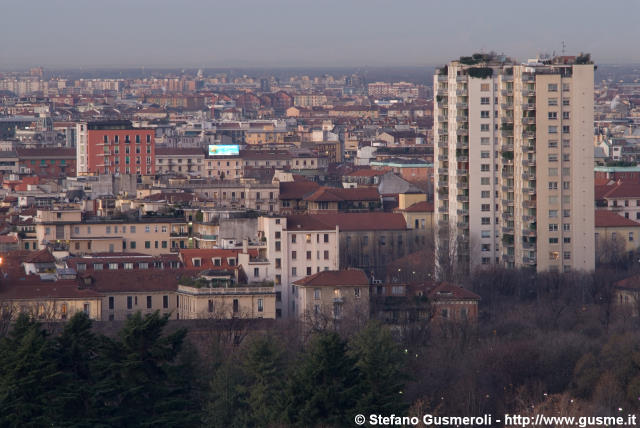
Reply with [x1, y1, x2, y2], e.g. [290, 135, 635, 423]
[522, 173, 534, 180]
[522, 89, 535, 97]
[502, 254, 515, 263]
[457, 127, 469, 136]
[501, 143, 514, 152]
[456, 221, 469, 228]
[438, 206, 448, 213]
[456, 102, 468, 109]
[522, 200, 536, 209]
[456, 76, 467, 82]
[502, 75, 514, 82]
[522, 74, 535, 82]
[523, 256, 537, 265]
[523, 131, 536, 139]
[502, 199, 514, 207]
[522, 215, 535, 222]
[437, 102, 448, 109]
[501, 185, 513, 192]
[456, 169, 469, 175]
[438, 155, 449, 161]
[501, 116, 514, 124]
[501, 103, 514, 110]
[456, 208, 468, 215]
[439, 128, 449, 136]
[502, 227, 514, 234]
[457, 155, 468, 162]
[501, 130, 513, 138]
[436, 88, 448, 96]
[522, 103, 536, 110]
[456, 142, 469, 150]
[502, 212, 514, 220]
[501, 89, 513, 97]
[522, 117, 536, 125]
[457, 115, 469, 122]
[170, 231, 189, 237]
[437, 75, 448, 82]
[523, 144, 536, 152]
[501, 170, 514, 179]
[438, 140, 449, 148]
[457, 180, 469, 189]
[456, 88, 468, 96]
[522, 241, 536, 249]
[438, 168, 448, 175]
[437, 180, 449, 187]
[437, 115, 448, 122]
[456, 195, 468, 202]
[523, 187, 536, 195]
[522, 159, 536, 167]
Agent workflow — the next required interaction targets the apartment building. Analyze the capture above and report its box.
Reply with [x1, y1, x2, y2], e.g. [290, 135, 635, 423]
[34, 209, 187, 255]
[434, 54, 595, 274]
[76, 120, 155, 176]
[155, 147, 205, 175]
[259, 216, 340, 318]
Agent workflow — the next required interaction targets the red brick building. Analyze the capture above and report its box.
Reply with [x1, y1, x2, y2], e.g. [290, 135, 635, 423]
[77, 121, 155, 176]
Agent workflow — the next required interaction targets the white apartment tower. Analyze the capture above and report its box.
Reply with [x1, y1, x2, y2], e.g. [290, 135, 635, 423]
[434, 54, 595, 274]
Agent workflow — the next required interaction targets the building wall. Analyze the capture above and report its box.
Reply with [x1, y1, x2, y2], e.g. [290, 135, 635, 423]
[83, 127, 155, 176]
[101, 292, 175, 321]
[177, 286, 275, 319]
[294, 284, 370, 322]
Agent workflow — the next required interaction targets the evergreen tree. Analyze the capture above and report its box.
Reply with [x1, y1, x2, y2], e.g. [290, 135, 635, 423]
[0, 314, 61, 427]
[348, 321, 408, 416]
[203, 357, 248, 428]
[92, 311, 199, 427]
[285, 331, 361, 427]
[240, 335, 286, 427]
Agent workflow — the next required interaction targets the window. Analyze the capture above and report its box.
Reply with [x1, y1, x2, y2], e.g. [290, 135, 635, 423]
[146, 296, 152, 309]
[480, 137, 490, 145]
[562, 125, 570, 134]
[481, 230, 490, 238]
[549, 210, 558, 218]
[480, 164, 490, 172]
[145, 225, 150, 233]
[481, 204, 490, 212]
[480, 97, 490, 105]
[106, 226, 111, 234]
[563, 224, 570, 231]
[83, 304, 90, 315]
[548, 154, 558, 162]
[481, 177, 490, 185]
[562, 98, 570, 106]
[145, 241, 151, 249]
[549, 182, 558, 190]
[291, 234, 297, 243]
[549, 237, 559, 244]
[562, 111, 570, 120]
[549, 224, 558, 232]
[549, 167, 558, 176]
[481, 217, 491, 225]
[254, 268, 259, 278]
[257, 299, 263, 312]
[305, 234, 311, 243]
[481, 190, 490, 198]
[275, 241, 281, 251]
[292, 250, 297, 260]
[480, 110, 490, 118]
[127, 296, 133, 309]
[548, 83, 558, 92]
[208, 300, 214, 313]
[130, 226, 136, 233]
[163, 295, 168, 309]
[549, 251, 560, 260]
[481, 244, 491, 252]
[548, 126, 558, 134]
[324, 233, 329, 243]
[124, 262, 133, 269]
[291, 267, 297, 276]
[562, 83, 570, 92]
[314, 288, 321, 300]
[109, 296, 114, 310]
[130, 241, 136, 249]
[354, 288, 361, 298]
[563, 251, 571, 260]
[548, 112, 557, 120]
[563, 210, 570, 218]
[306, 251, 312, 260]
[564, 237, 571, 244]
[480, 124, 490, 132]
[480, 83, 490, 92]
[548, 98, 558, 106]
[324, 250, 329, 260]
[563, 181, 570, 190]
[548, 140, 558, 148]
[275, 258, 281, 269]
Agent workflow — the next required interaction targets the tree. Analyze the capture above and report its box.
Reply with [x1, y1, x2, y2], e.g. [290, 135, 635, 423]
[348, 321, 407, 416]
[0, 314, 62, 427]
[92, 311, 199, 427]
[284, 331, 361, 427]
[240, 335, 286, 427]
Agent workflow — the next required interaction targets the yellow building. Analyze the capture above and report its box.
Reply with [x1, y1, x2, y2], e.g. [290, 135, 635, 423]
[595, 210, 640, 254]
[292, 269, 370, 325]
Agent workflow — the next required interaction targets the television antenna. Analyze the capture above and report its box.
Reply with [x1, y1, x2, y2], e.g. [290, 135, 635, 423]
[561, 41, 566, 55]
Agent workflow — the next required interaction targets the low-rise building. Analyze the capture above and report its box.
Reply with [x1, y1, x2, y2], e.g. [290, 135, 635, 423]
[155, 147, 205, 176]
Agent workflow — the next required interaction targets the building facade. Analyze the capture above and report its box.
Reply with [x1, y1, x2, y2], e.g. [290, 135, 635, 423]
[434, 54, 595, 274]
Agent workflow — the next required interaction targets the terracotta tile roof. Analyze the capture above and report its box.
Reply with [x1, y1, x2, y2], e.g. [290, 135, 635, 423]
[595, 210, 640, 227]
[85, 269, 185, 293]
[293, 269, 369, 287]
[344, 169, 385, 178]
[286, 212, 407, 231]
[426, 282, 481, 301]
[23, 249, 55, 263]
[596, 181, 640, 200]
[303, 186, 380, 202]
[15, 148, 76, 158]
[279, 180, 320, 199]
[179, 248, 258, 269]
[402, 201, 434, 213]
[614, 274, 640, 290]
[0, 279, 102, 300]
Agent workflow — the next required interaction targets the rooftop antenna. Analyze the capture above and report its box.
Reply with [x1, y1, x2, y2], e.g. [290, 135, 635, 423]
[561, 41, 566, 56]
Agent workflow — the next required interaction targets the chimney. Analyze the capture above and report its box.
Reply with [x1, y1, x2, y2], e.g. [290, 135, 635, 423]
[242, 238, 248, 254]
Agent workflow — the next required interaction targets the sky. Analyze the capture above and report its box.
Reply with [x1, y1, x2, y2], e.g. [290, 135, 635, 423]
[1, 0, 638, 68]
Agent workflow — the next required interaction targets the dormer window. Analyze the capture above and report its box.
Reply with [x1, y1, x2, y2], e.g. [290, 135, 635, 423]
[213, 258, 221, 267]
[192, 258, 201, 267]
[228, 258, 236, 266]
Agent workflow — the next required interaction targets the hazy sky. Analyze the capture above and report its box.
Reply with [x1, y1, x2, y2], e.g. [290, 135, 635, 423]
[1, 0, 638, 68]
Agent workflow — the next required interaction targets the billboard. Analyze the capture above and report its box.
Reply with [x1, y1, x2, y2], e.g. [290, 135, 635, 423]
[208, 145, 240, 156]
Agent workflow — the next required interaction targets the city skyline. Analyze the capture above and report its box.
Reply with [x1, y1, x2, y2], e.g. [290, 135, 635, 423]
[3, 0, 640, 68]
